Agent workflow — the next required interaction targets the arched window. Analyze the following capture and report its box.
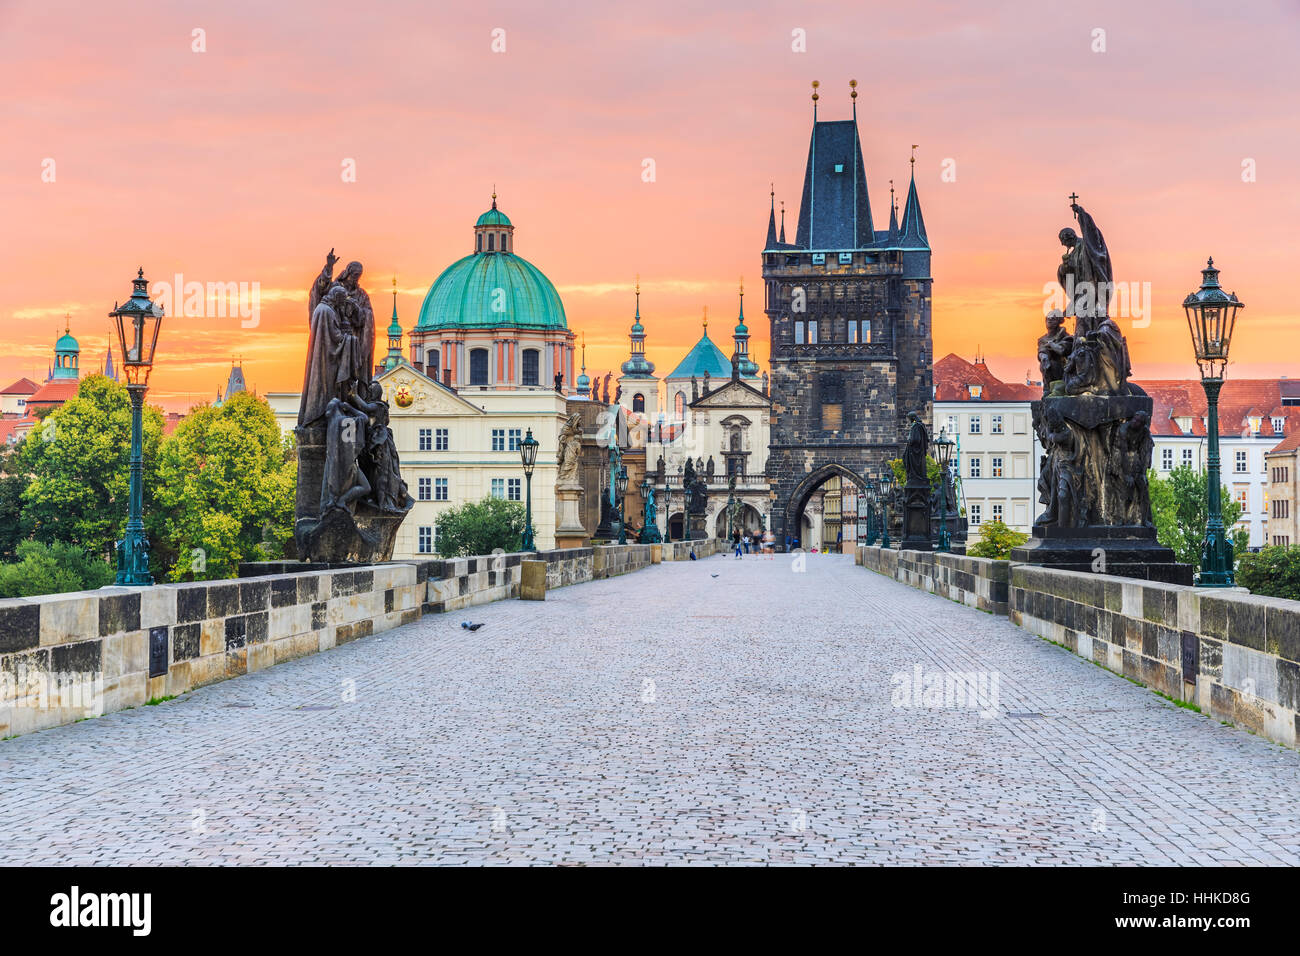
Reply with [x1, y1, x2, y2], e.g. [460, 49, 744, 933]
[426, 348, 440, 375]
[476, 234, 482, 253]
[633, 392, 645, 412]
[487, 233, 495, 252]
[501, 233, 508, 252]
[674, 391, 685, 419]
[522, 349, 540, 386]
[730, 429, 741, 451]
[469, 348, 489, 385]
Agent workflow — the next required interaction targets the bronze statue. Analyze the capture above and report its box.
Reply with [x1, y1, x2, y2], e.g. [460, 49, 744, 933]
[902, 410, 929, 484]
[1037, 310, 1073, 395]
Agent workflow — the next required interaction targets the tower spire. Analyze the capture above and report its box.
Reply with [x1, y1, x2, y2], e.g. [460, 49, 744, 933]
[765, 183, 778, 249]
[779, 200, 786, 244]
[899, 148, 929, 250]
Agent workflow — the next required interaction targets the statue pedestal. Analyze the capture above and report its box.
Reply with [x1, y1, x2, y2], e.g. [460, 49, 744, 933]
[1012, 526, 1192, 585]
[554, 482, 588, 550]
[900, 479, 933, 551]
[687, 513, 708, 540]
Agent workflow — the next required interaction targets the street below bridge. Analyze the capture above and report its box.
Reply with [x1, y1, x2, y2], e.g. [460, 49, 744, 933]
[2, 553, 1297, 865]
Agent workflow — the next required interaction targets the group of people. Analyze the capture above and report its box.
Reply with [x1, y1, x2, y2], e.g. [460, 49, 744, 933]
[731, 528, 776, 558]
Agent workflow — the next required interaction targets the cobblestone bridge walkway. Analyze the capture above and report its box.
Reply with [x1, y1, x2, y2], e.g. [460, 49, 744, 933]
[2, 553, 1297, 865]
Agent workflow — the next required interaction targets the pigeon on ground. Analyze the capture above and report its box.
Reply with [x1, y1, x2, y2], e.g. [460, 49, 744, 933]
[462, 621, 485, 631]
[689, 550, 697, 560]
[711, 573, 719, 578]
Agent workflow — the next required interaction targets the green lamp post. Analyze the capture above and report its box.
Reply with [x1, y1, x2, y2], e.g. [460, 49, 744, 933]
[615, 465, 629, 544]
[862, 478, 878, 546]
[638, 477, 662, 544]
[519, 428, 539, 552]
[1183, 257, 1243, 587]
[933, 429, 955, 553]
[878, 467, 894, 549]
[109, 268, 164, 586]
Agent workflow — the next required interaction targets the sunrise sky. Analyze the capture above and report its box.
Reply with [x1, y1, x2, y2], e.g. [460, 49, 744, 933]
[2, 0, 1297, 410]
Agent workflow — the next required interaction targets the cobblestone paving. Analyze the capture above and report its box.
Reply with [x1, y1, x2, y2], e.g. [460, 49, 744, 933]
[2, 553, 1298, 865]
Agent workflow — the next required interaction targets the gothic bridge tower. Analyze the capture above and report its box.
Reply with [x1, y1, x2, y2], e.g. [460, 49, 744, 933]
[762, 80, 933, 548]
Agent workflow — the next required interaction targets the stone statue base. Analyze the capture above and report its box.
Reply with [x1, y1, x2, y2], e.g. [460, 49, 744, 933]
[1011, 526, 1192, 585]
[294, 504, 408, 564]
[900, 479, 933, 551]
[554, 482, 589, 550]
[638, 522, 662, 544]
[687, 513, 708, 541]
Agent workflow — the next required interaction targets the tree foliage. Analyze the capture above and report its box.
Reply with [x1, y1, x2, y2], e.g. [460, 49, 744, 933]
[888, 455, 942, 488]
[967, 519, 1028, 560]
[1147, 465, 1247, 570]
[0, 448, 30, 560]
[1237, 546, 1300, 601]
[16, 375, 164, 561]
[434, 496, 525, 557]
[0, 540, 114, 598]
[153, 391, 297, 581]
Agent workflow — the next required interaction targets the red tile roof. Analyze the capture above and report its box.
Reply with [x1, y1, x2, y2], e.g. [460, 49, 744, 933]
[933, 353, 1040, 402]
[25, 380, 80, 411]
[1268, 432, 1300, 455]
[0, 417, 35, 445]
[0, 377, 39, 396]
[1134, 379, 1291, 438]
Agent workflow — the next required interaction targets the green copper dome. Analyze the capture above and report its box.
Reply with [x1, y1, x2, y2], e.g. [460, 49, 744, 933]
[666, 331, 736, 380]
[55, 331, 79, 352]
[475, 207, 512, 227]
[416, 204, 567, 333]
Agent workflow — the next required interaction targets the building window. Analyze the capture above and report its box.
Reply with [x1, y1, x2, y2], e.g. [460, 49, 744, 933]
[674, 391, 685, 418]
[969, 416, 981, 435]
[501, 233, 508, 252]
[794, 319, 818, 344]
[487, 233, 495, 252]
[945, 415, 957, 436]
[991, 457, 1004, 478]
[1161, 447, 1173, 471]
[522, 349, 540, 386]
[435, 428, 448, 451]
[847, 319, 870, 343]
[418, 526, 433, 554]
[469, 348, 489, 385]
[1236, 488, 1249, 511]
[969, 504, 982, 525]
[418, 477, 432, 501]
[1182, 448, 1194, 468]
[435, 478, 448, 501]
[426, 348, 440, 373]
[491, 428, 505, 451]
[969, 457, 982, 479]
[491, 478, 506, 499]
[633, 393, 645, 412]
[1235, 450, 1248, 473]
[991, 415, 1003, 435]
[991, 503, 1003, 523]
[418, 428, 433, 452]
[508, 478, 521, 501]
[476, 235, 482, 253]
[1273, 417, 1285, 434]
[1272, 499, 1289, 519]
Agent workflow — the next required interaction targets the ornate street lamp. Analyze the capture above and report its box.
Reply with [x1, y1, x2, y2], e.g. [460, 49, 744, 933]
[1183, 257, 1243, 587]
[933, 429, 955, 552]
[862, 477, 878, 546]
[615, 465, 629, 544]
[638, 477, 662, 544]
[109, 268, 164, 585]
[519, 428, 539, 552]
[878, 467, 895, 549]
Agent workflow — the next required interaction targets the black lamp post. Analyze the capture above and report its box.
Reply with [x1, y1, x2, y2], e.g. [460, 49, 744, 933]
[878, 467, 894, 549]
[519, 428, 539, 552]
[109, 268, 164, 586]
[1183, 257, 1243, 587]
[615, 465, 629, 544]
[862, 478, 878, 546]
[933, 429, 955, 552]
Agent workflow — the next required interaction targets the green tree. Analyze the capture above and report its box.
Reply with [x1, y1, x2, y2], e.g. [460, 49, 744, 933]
[154, 391, 296, 581]
[1237, 546, 1300, 601]
[0, 540, 114, 598]
[0, 448, 30, 560]
[967, 519, 1028, 559]
[434, 496, 525, 557]
[17, 375, 164, 561]
[888, 456, 942, 487]
[1148, 465, 1247, 571]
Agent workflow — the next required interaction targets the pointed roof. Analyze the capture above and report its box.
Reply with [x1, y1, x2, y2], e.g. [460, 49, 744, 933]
[1, 377, 39, 396]
[898, 170, 928, 249]
[666, 329, 734, 381]
[765, 186, 778, 249]
[794, 118, 873, 250]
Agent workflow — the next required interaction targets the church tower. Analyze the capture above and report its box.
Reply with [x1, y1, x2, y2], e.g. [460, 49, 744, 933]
[617, 278, 658, 414]
[761, 80, 933, 548]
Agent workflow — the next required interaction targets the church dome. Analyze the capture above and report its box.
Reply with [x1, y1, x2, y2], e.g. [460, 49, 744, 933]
[415, 201, 567, 333]
[56, 330, 79, 352]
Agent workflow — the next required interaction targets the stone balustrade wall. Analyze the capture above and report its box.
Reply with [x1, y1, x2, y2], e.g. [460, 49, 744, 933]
[857, 544, 1010, 615]
[0, 542, 707, 740]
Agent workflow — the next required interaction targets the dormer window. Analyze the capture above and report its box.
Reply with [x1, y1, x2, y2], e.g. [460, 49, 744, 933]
[1249, 415, 1261, 434]
[968, 384, 983, 400]
[1176, 416, 1191, 434]
[1273, 417, 1285, 434]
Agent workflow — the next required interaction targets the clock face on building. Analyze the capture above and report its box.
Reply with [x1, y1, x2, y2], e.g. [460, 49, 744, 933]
[393, 383, 414, 408]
